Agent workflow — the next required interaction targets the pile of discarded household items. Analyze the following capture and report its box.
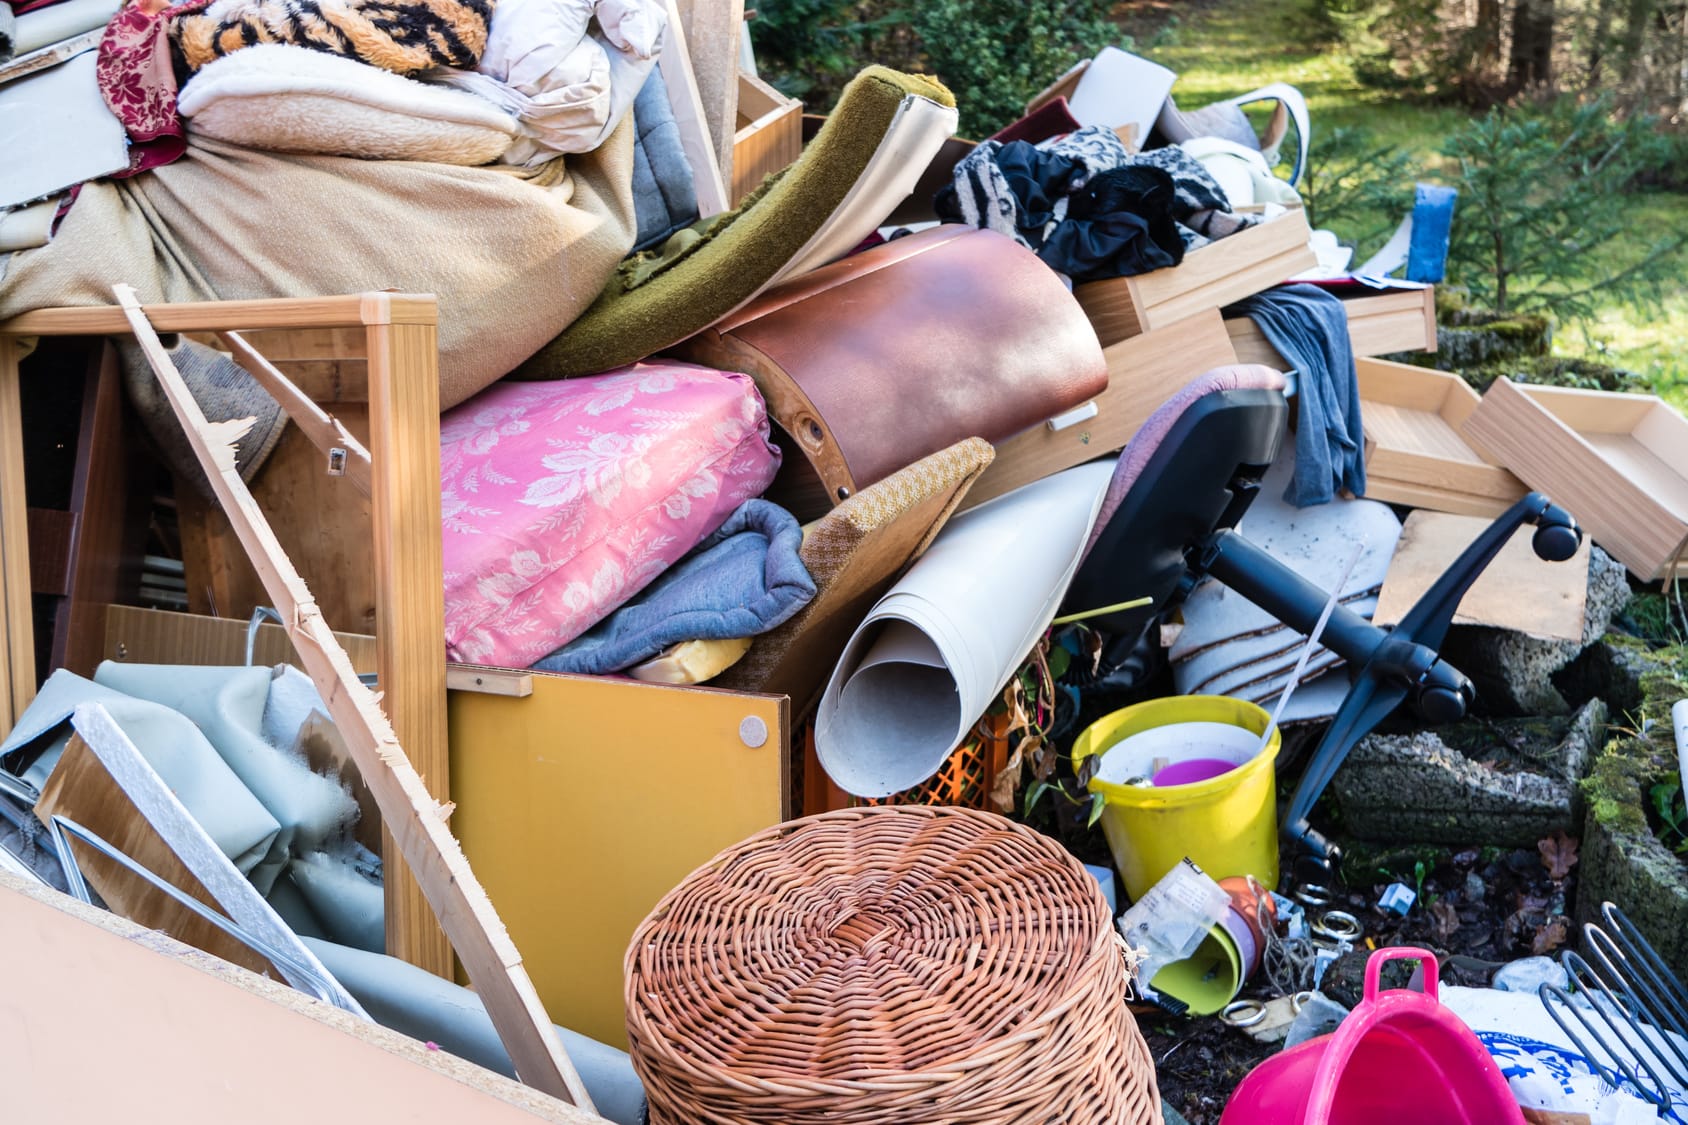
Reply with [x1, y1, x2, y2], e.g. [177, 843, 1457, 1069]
[5, 7, 1688, 1122]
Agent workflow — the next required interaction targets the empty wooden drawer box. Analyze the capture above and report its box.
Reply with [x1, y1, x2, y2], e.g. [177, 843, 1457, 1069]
[1463, 378, 1688, 579]
[1357, 358, 1525, 518]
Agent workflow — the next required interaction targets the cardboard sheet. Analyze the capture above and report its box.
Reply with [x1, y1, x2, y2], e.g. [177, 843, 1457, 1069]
[1373, 509, 1590, 643]
[1066, 46, 1175, 152]
[0, 49, 128, 209]
[816, 460, 1114, 797]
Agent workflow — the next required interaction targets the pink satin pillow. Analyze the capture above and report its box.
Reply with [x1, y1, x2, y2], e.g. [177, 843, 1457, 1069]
[440, 361, 781, 668]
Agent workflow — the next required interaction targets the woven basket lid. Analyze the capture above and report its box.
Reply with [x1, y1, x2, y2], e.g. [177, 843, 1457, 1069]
[625, 806, 1160, 1124]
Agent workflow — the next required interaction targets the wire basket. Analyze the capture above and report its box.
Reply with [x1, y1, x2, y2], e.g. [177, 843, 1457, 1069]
[801, 713, 1013, 815]
[625, 806, 1161, 1124]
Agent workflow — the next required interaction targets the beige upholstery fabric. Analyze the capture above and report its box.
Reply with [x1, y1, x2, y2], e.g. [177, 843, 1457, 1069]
[0, 124, 636, 409]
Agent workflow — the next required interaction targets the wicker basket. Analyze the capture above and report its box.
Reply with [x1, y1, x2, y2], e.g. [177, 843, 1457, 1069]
[625, 806, 1160, 1124]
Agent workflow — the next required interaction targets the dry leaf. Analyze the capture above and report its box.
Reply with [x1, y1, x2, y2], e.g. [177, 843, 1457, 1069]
[1429, 899, 1460, 940]
[1532, 915, 1571, 956]
[1539, 831, 1579, 882]
[990, 745, 1024, 814]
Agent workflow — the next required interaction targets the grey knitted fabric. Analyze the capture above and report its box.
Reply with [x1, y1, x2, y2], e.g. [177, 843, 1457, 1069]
[117, 336, 289, 495]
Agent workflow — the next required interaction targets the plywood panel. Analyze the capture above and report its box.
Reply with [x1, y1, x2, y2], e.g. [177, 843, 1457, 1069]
[102, 603, 377, 673]
[450, 671, 787, 1048]
[0, 873, 606, 1124]
[1373, 509, 1590, 641]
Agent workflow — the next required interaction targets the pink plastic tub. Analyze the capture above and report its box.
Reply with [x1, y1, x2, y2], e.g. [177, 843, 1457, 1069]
[1220, 948, 1524, 1125]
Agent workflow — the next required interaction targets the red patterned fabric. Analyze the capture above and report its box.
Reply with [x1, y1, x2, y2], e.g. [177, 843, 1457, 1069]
[95, 0, 206, 176]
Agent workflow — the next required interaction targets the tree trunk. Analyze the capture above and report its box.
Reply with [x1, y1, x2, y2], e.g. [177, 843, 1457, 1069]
[1619, 0, 1657, 80]
[1587, 0, 1620, 85]
[1508, 0, 1558, 92]
[1476, 0, 1504, 69]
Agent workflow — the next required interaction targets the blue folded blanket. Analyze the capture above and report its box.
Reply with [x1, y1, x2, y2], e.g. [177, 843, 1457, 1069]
[1227, 283, 1366, 507]
[533, 499, 816, 676]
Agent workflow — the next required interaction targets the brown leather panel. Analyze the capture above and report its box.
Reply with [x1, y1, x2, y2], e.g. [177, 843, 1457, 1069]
[716, 226, 1107, 495]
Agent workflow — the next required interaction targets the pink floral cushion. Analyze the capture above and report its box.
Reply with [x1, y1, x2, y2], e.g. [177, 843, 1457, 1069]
[440, 361, 782, 668]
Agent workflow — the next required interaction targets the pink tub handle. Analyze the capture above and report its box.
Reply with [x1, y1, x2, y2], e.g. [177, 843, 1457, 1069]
[1364, 946, 1439, 1003]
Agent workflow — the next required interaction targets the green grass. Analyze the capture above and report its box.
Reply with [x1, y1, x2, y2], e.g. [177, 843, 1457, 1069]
[1125, 0, 1688, 409]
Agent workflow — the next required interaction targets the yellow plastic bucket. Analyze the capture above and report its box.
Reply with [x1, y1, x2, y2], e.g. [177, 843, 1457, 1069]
[1072, 695, 1280, 901]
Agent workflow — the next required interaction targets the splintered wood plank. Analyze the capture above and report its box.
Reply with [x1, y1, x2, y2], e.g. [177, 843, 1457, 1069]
[365, 318, 452, 981]
[0, 873, 608, 1124]
[0, 335, 34, 727]
[0, 293, 436, 337]
[113, 285, 593, 1110]
[1373, 509, 1591, 642]
[1463, 379, 1688, 580]
[218, 331, 371, 497]
[959, 308, 1239, 511]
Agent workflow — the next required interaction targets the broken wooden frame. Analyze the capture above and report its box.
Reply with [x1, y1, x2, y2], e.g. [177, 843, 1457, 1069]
[112, 285, 593, 1107]
[0, 292, 448, 975]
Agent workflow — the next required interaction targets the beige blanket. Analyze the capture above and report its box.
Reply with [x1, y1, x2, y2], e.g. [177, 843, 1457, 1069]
[0, 121, 636, 409]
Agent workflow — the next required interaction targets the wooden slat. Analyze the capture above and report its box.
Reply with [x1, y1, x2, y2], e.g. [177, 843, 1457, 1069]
[26, 508, 75, 596]
[960, 308, 1240, 511]
[1463, 378, 1688, 580]
[114, 286, 593, 1108]
[103, 603, 378, 674]
[658, 0, 730, 217]
[446, 665, 534, 697]
[219, 331, 372, 497]
[0, 335, 34, 728]
[224, 327, 369, 361]
[365, 319, 453, 982]
[0, 873, 609, 1124]
[0, 292, 437, 337]
[674, 0, 745, 189]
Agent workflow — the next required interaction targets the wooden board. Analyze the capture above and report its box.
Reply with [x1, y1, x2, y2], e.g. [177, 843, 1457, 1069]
[959, 307, 1240, 511]
[731, 71, 801, 205]
[449, 669, 787, 1048]
[658, 0, 730, 218]
[674, 0, 744, 192]
[1373, 509, 1591, 642]
[1226, 286, 1437, 366]
[1463, 378, 1688, 580]
[1073, 207, 1318, 347]
[102, 603, 377, 673]
[0, 872, 606, 1124]
[115, 287, 591, 1107]
[0, 334, 34, 728]
[1356, 358, 1527, 518]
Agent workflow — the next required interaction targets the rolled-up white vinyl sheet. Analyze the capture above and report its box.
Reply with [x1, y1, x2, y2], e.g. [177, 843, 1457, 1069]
[816, 460, 1116, 798]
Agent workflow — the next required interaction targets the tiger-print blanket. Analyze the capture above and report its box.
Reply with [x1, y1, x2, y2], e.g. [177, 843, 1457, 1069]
[170, 0, 493, 75]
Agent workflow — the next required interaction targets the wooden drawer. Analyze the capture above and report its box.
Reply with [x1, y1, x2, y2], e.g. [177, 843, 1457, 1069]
[1074, 207, 1317, 347]
[1227, 285, 1437, 366]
